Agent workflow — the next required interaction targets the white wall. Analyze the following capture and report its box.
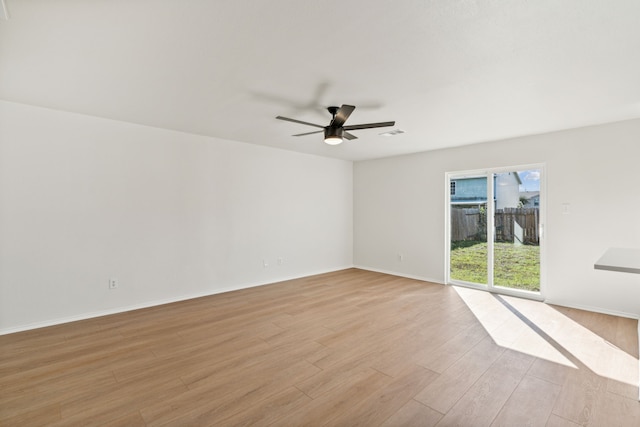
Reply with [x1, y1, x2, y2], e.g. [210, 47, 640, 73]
[354, 119, 640, 318]
[0, 101, 353, 333]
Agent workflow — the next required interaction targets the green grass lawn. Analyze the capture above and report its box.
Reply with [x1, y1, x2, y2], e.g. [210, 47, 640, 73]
[450, 241, 540, 292]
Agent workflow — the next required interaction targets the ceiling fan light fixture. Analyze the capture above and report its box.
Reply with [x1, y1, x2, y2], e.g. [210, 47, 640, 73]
[324, 136, 343, 145]
[324, 127, 343, 145]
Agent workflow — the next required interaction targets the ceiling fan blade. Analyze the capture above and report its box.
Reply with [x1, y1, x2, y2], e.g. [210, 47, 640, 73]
[276, 116, 325, 128]
[293, 130, 324, 137]
[330, 104, 356, 128]
[343, 121, 395, 131]
[343, 132, 358, 140]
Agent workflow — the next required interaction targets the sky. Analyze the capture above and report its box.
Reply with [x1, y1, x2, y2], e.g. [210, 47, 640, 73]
[518, 169, 541, 192]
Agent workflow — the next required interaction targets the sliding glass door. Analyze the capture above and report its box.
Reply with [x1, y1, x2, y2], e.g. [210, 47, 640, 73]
[449, 175, 489, 285]
[447, 166, 543, 298]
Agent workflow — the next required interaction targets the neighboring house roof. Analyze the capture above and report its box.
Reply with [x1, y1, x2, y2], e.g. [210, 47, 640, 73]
[451, 200, 488, 205]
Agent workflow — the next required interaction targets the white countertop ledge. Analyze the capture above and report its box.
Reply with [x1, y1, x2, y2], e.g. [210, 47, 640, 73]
[594, 248, 640, 274]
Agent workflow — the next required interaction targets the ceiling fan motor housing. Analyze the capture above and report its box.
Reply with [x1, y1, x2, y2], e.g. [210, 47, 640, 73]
[324, 126, 343, 139]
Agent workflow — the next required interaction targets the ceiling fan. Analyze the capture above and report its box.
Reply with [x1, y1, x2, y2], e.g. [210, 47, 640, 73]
[276, 104, 395, 145]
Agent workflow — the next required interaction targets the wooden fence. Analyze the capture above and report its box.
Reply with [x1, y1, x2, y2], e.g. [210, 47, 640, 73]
[451, 207, 539, 244]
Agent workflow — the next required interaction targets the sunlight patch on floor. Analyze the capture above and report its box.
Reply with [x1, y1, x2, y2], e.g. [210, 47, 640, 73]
[504, 293, 638, 389]
[453, 285, 639, 389]
[453, 286, 576, 369]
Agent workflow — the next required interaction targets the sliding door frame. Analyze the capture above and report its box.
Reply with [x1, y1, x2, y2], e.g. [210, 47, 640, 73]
[445, 163, 546, 301]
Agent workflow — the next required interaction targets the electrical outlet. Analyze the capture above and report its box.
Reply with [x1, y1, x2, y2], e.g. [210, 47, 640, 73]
[263, 259, 268, 268]
[109, 278, 118, 289]
[398, 253, 404, 262]
[277, 257, 283, 265]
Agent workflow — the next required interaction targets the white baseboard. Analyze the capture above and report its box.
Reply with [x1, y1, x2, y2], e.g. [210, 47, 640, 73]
[0, 266, 353, 336]
[352, 265, 444, 285]
[543, 298, 640, 321]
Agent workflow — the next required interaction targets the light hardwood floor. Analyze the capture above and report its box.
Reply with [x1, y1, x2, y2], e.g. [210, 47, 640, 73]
[1, 269, 638, 426]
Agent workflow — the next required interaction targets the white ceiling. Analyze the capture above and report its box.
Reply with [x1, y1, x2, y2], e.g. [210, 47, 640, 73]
[1, 0, 640, 161]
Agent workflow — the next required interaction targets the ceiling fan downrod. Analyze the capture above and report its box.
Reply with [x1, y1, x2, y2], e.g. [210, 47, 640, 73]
[327, 106, 339, 121]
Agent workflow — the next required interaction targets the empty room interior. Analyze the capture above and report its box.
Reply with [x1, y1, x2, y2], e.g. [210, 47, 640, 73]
[1, 1, 640, 426]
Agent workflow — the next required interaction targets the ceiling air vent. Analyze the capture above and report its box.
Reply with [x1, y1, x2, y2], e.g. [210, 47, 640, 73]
[379, 129, 405, 136]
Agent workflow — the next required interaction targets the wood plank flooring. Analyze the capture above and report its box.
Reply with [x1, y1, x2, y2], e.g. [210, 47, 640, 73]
[1, 268, 638, 426]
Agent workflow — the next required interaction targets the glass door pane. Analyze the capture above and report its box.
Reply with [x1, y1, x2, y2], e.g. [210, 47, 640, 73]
[449, 176, 488, 286]
[492, 170, 541, 293]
